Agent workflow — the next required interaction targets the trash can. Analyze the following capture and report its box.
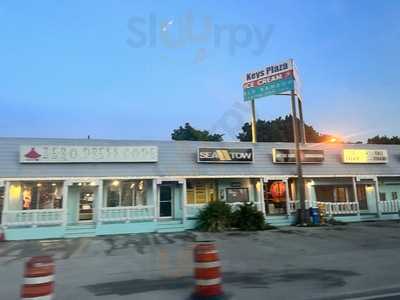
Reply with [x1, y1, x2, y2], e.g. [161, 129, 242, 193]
[309, 207, 320, 225]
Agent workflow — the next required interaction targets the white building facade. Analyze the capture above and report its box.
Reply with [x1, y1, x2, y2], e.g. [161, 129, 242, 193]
[0, 138, 399, 240]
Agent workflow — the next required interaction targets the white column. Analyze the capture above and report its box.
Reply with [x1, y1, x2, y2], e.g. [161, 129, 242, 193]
[259, 178, 266, 216]
[62, 180, 69, 226]
[285, 178, 291, 216]
[2, 181, 10, 227]
[182, 179, 187, 224]
[352, 177, 360, 216]
[153, 179, 158, 221]
[374, 177, 382, 218]
[96, 179, 103, 224]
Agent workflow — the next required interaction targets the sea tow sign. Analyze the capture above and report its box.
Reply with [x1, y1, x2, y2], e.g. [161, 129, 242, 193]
[243, 59, 294, 85]
[198, 148, 253, 163]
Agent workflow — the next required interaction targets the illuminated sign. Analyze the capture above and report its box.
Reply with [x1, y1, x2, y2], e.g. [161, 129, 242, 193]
[272, 148, 324, 164]
[342, 149, 388, 164]
[243, 60, 294, 84]
[20, 145, 158, 163]
[243, 59, 298, 101]
[198, 148, 253, 163]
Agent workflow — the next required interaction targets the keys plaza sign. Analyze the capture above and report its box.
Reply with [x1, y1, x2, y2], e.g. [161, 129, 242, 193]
[198, 148, 253, 163]
[243, 59, 296, 101]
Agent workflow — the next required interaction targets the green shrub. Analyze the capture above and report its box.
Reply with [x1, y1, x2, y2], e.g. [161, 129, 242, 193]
[232, 202, 266, 231]
[196, 201, 233, 232]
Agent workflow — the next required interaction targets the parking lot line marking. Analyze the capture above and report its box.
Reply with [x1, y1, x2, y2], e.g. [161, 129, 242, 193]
[345, 292, 400, 300]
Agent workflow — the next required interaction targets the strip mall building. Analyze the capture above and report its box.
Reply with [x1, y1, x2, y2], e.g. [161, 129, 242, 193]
[0, 137, 399, 240]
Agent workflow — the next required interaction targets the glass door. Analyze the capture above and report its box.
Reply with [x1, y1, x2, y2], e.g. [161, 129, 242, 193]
[159, 185, 173, 218]
[79, 186, 96, 221]
[264, 181, 287, 215]
[357, 185, 369, 211]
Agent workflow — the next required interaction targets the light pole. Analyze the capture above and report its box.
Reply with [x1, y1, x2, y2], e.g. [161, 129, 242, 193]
[251, 99, 257, 144]
[290, 91, 307, 225]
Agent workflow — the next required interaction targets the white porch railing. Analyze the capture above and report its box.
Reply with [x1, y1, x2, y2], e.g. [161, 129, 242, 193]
[317, 202, 359, 216]
[3, 209, 64, 226]
[289, 200, 313, 213]
[99, 206, 155, 222]
[186, 204, 207, 218]
[379, 200, 400, 213]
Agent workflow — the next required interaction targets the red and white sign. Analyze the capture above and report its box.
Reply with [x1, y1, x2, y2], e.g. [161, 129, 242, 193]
[243, 70, 293, 89]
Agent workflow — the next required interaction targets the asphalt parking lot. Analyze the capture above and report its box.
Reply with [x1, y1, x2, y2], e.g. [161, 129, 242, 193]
[1, 221, 400, 300]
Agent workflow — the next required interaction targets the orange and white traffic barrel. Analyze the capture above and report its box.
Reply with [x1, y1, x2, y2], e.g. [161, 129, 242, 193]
[21, 256, 55, 300]
[192, 241, 224, 299]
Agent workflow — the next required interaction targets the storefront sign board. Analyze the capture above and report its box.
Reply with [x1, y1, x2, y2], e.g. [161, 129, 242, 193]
[20, 145, 159, 163]
[198, 148, 253, 163]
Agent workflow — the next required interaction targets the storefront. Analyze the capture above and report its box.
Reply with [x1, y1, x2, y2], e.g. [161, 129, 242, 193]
[0, 138, 399, 240]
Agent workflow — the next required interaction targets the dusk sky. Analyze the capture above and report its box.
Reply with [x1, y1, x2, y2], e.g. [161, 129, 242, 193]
[1, 0, 399, 142]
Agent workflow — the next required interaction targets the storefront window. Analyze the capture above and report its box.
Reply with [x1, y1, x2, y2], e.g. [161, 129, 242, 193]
[226, 188, 249, 203]
[187, 180, 215, 205]
[336, 187, 347, 202]
[315, 185, 351, 203]
[379, 193, 386, 201]
[9, 182, 63, 210]
[105, 180, 147, 207]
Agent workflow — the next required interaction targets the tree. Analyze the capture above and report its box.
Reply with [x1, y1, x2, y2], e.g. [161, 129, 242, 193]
[368, 135, 400, 144]
[171, 122, 223, 141]
[237, 115, 340, 143]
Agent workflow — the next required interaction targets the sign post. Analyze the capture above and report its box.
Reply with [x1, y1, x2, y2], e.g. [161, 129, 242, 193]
[251, 100, 257, 144]
[243, 58, 309, 225]
[297, 97, 306, 143]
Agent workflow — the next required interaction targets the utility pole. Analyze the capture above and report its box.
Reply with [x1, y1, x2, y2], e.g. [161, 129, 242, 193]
[290, 90, 308, 225]
[251, 99, 257, 144]
[297, 97, 306, 144]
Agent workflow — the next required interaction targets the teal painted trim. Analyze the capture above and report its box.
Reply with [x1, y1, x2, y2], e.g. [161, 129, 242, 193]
[4, 226, 64, 241]
[184, 219, 197, 230]
[266, 215, 292, 226]
[288, 215, 297, 224]
[244, 78, 294, 101]
[173, 186, 183, 219]
[67, 186, 80, 224]
[96, 221, 158, 236]
[333, 216, 362, 223]
[380, 214, 400, 220]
